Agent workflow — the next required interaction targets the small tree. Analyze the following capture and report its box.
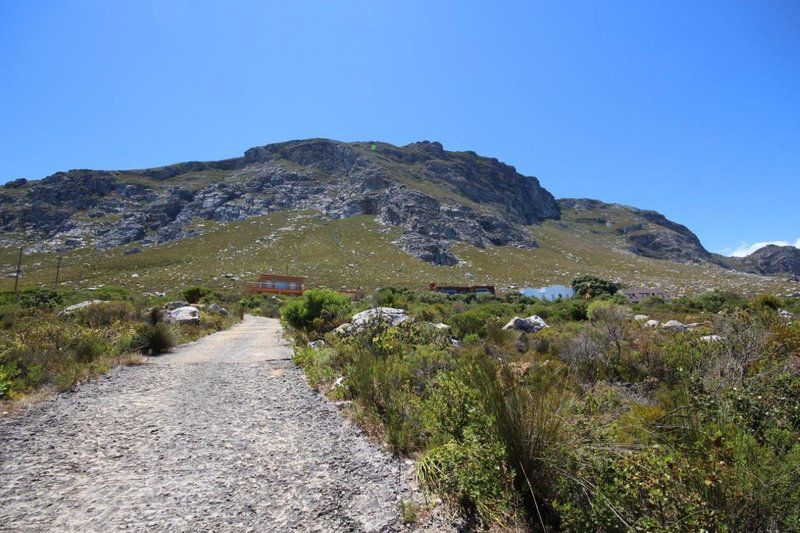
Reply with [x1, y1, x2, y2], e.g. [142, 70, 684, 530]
[571, 275, 619, 299]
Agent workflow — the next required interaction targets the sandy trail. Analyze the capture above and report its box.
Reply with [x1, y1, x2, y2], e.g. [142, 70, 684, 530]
[0, 316, 438, 532]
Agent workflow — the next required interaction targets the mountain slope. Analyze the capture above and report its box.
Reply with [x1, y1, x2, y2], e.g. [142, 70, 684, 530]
[0, 139, 559, 265]
[1, 139, 797, 294]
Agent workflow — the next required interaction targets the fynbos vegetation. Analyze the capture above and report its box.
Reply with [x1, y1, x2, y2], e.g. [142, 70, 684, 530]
[286, 285, 800, 530]
[0, 286, 243, 400]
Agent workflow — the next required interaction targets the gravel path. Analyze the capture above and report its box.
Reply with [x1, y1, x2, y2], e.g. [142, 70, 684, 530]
[0, 316, 446, 532]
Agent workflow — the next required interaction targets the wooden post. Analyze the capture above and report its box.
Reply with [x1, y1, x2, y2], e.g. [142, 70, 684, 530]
[54, 255, 63, 289]
[14, 246, 23, 292]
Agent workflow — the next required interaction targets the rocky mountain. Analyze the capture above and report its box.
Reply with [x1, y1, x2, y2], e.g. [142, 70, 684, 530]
[558, 198, 714, 263]
[0, 139, 560, 265]
[1, 138, 797, 281]
[735, 245, 800, 279]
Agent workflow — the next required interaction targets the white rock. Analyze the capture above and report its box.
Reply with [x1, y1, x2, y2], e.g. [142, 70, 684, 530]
[634, 314, 650, 322]
[334, 323, 355, 336]
[502, 315, 548, 333]
[308, 340, 326, 350]
[167, 306, 200, 325]
[61, 300, 104, 315]
[700, 335, 723, 343]
[661, 320, 687, 332]
[779, 309, 794, 321]
[351, 307, 409, 328]
[644, 319, 660, 328]
[433, 323, 451, 331]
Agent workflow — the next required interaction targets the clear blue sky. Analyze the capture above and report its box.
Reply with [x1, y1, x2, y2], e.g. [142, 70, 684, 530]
[1, 1, 798, 255]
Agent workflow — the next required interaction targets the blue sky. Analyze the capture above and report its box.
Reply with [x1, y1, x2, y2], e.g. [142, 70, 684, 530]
[1, 1, 798, 255]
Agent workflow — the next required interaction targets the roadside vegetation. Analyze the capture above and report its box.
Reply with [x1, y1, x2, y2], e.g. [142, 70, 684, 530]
[0, 285, 245, 403]
[284, 284, 800, 531]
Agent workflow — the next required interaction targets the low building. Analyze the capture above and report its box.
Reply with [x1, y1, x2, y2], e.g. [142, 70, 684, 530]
[620, 288, 670, 303]
[246, 274, 306, 296]
[520, 284, 574, 301]
[429, 283, 495, 295]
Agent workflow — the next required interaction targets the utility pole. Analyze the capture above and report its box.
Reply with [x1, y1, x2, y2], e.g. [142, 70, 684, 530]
[13, 246, 23, 292]
[54, 255, 63, 289]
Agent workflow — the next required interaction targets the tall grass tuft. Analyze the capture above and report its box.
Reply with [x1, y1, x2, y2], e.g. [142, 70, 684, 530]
[134, 322, 176, 355]
[472, 348, 568, 529]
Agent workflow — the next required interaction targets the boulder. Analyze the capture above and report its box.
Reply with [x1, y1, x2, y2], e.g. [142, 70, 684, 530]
[167, 306, 200, 325]
[206, 303, 230, 316]
[351, 307, 410, 328]
[644, 319, 660, 328]
[634, 314, 650, 322]
[61, 300, 104, 315]
[308, 340, 326, 350]
[334, 323, 355, 336]
[661, 320, 687, 332]
[502, 315, 548, 333]
[165, 300, 189, 310]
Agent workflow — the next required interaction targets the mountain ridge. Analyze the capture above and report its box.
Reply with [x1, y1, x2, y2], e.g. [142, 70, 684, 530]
[1, 138, 798, 280]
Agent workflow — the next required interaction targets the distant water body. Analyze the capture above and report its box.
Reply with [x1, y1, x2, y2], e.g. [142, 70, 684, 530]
[520, 284, 574, 301]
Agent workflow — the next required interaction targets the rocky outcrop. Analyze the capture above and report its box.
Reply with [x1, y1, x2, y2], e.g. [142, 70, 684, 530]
[737, 245, 800, 279]
[559, 198, 713, 264]
[502, 315, 548, 333]
[0, 139, 560, 264]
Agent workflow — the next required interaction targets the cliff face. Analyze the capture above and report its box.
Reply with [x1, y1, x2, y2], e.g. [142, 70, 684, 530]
[0, 139, 560, 265]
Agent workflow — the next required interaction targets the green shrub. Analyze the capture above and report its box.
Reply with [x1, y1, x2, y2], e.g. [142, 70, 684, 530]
[572, 275, 619, 299]
[0, 360, 19, 398]
[94, 285, 133, 302]
[753, 294, 783, 311]
[281, 289, 351, 333]
[182, 286, 210, 304]
[71, 333, 109, 363]
[292, 346, 338, 388]
[19, 288, 63, 310]
[418, 432, 517, 526]
[449, 302, 513, 338]
[72, 301, 135, 327]
[555, 447, 716, 531]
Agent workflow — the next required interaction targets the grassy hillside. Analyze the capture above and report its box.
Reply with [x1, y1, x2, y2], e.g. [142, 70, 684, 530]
[1, 208, 795, 297]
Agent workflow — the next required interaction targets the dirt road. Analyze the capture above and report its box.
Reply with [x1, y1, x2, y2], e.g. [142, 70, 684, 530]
[0, 316, 440, 532]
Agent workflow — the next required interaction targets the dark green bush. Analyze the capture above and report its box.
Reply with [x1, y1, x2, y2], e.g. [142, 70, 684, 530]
[182, 286, 210, 304]
[572, 275, 619, 299]
[449, 302, 513, 338]
[71, 333, 109, 363]
[19, 288, 63, 310]
[281, 289, 351, 333]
